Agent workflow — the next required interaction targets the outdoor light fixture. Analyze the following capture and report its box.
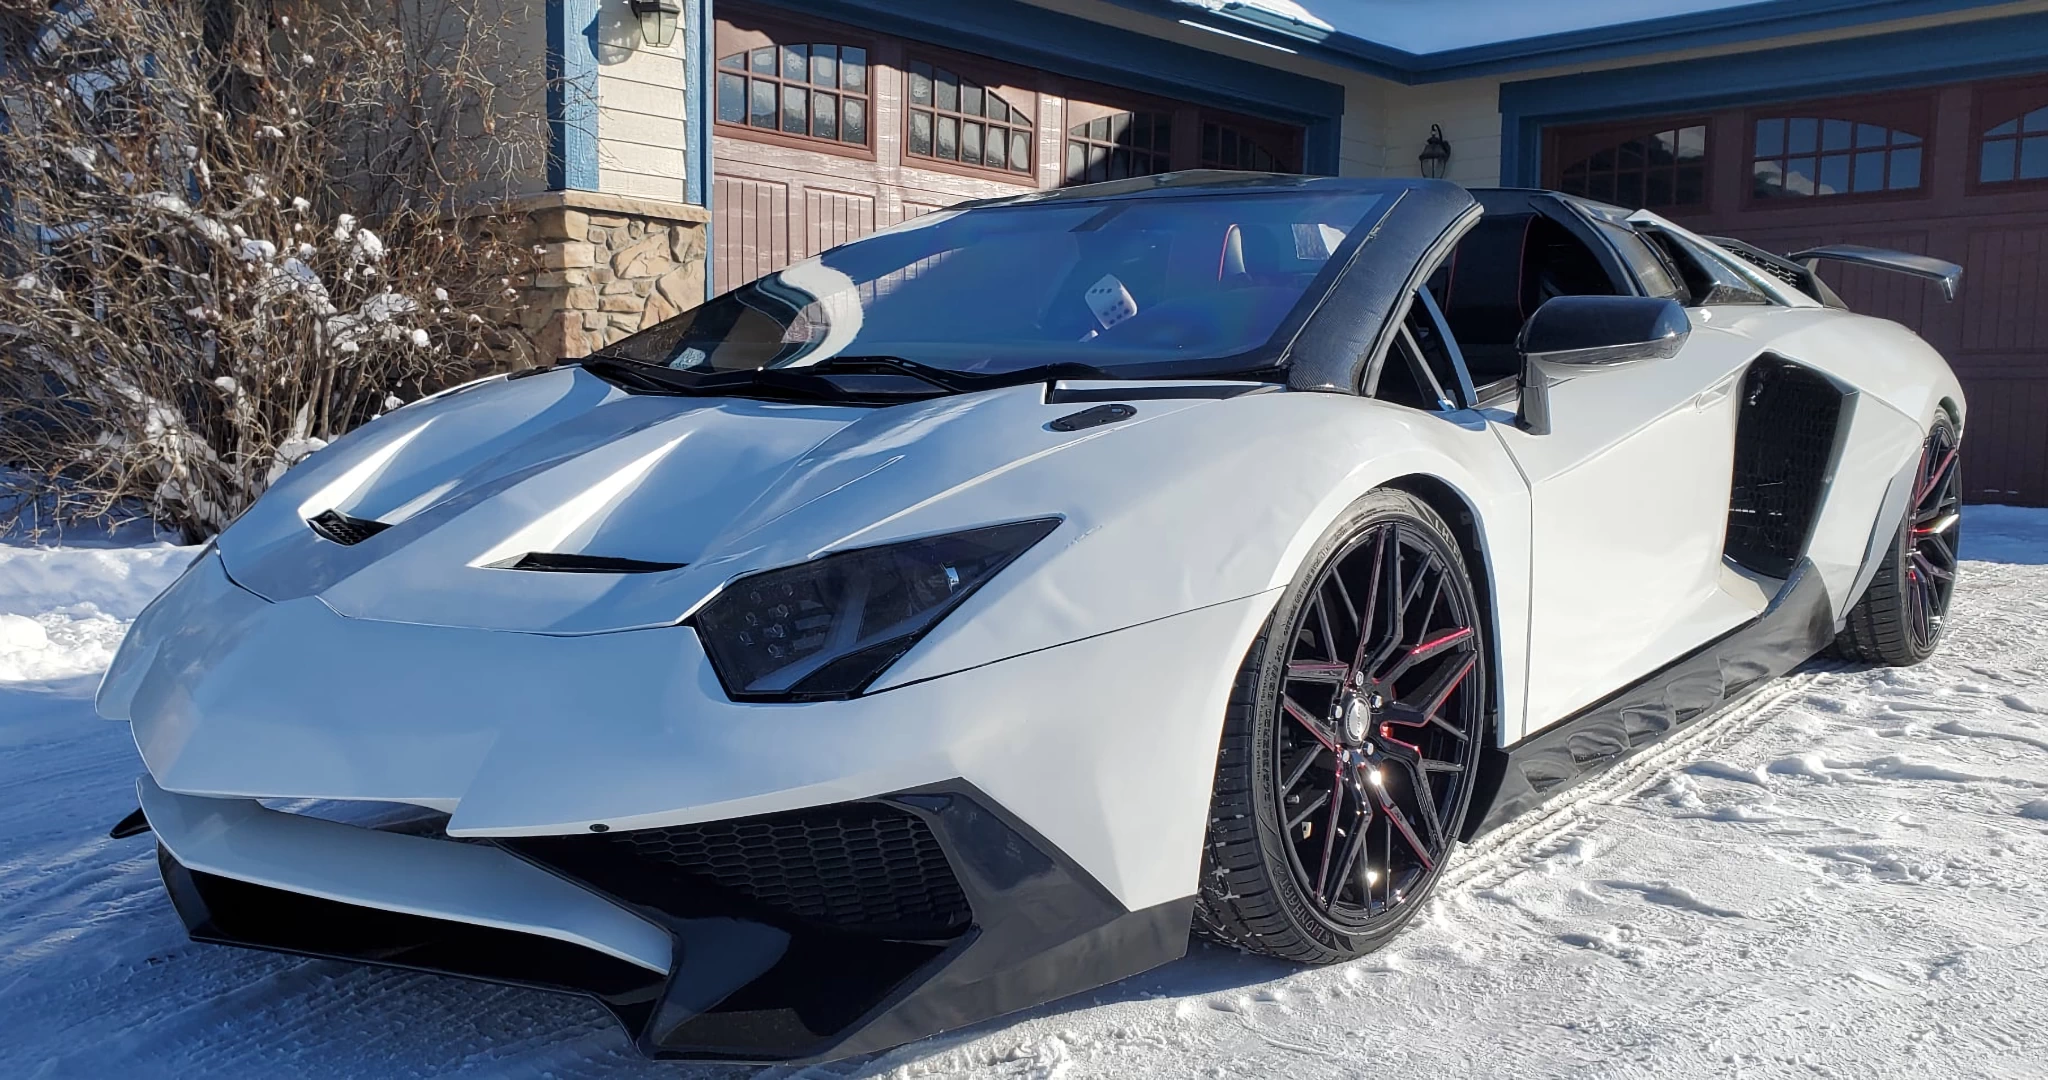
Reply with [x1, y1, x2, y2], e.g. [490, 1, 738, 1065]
[1419, 124, 1452, 179]
[629, 0, 681, 48]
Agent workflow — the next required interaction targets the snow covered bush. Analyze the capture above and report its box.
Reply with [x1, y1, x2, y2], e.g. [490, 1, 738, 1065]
[0, 0, 543, 541]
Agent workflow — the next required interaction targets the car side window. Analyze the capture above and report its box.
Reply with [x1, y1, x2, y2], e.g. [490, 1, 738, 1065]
[1641, 229, 1773, 307]
[1592, 221, 1685, 302]
[1368, 287, 1473, 412]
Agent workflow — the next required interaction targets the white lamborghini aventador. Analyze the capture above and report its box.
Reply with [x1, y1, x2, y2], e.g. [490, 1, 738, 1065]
[98, 173, 1968, 1063]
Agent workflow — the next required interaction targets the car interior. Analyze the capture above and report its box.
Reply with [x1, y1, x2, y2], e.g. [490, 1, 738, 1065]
[1376, 190, 1730, 413]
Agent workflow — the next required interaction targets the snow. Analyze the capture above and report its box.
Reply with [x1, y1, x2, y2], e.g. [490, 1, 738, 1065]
[1169, 0, 1775, 56]
[2, 510, 2047, 1077]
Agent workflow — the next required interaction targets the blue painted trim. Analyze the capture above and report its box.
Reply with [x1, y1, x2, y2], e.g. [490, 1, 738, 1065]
[750, 0, 1344, 170]
[1102, 0, 2012, 84]
[696, 0, 715, 300]
[686, 0, 712, 208]
[1498, 9, 2048, 186]
[546, 0, 599, 191]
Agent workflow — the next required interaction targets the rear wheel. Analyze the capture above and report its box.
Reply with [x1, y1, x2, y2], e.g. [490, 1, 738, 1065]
[1195, 490, 1486, 963]
[1833, 415, 1962, 666]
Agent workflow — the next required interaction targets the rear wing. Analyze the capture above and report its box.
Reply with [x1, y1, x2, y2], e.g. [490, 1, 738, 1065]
[1708, 238, 1962, 307]
[1787, 245, 1962, 302]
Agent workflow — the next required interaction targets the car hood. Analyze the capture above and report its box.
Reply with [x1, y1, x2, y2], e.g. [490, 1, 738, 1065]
[218, 367, 1227, 635]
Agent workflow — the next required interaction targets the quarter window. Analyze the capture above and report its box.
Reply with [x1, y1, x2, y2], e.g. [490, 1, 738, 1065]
[905, 60, 1034, 176]
[716, 42, 870, 147]
[1750, 115, 1921, 198]
[1557, 125, 1707, 209]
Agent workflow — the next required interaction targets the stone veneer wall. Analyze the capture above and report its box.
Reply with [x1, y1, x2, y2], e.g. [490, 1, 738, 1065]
[513, 191, 711, 363]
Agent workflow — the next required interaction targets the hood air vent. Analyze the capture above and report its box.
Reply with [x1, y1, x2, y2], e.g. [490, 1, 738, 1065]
[307, 510, 392, 546]
[488, 552, 687, 574]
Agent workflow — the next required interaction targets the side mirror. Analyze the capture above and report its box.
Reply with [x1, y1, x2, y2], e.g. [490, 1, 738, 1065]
[1518, 296, 1690, 435]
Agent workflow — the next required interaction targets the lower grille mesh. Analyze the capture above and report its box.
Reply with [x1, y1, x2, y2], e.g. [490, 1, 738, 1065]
[609, 804, 970, 939]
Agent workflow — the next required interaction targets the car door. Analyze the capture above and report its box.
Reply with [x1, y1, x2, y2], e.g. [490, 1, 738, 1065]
[1484, 205, 1764, 732]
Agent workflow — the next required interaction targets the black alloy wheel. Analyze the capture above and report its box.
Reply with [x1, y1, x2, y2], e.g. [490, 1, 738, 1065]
[1834, 414, 1963, 666]
[1197, 489, 1486, 962]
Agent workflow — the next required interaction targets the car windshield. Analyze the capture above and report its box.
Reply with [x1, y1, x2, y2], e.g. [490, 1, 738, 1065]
[599, 190, 1389, 378]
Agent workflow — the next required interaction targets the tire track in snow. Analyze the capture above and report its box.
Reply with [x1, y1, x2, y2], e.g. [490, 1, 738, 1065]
[1442, 668, 1828, 899]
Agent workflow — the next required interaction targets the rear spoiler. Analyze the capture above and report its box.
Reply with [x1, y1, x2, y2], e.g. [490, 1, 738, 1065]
[1707, 237, 1961, 306]
[1786, 245, 1962, 302]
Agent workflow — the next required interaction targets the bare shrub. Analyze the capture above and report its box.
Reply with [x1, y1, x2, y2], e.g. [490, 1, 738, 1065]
[0, 0, 544, 542]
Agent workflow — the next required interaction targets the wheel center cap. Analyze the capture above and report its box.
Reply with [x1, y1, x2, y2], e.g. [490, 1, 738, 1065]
[1342, 695, 1375, 745]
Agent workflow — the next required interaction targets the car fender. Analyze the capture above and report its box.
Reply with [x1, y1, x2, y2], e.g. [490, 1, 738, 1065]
[869, 390, 1533, 745]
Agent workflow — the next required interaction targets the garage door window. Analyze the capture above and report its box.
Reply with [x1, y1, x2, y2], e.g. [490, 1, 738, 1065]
[1555, 125, 1707, 210]
[1202, 122, 1286, 172]
[1750, 115, 1922, 199]
[716, 43, 870, 147]
[905, 60, 1033, 177]
[1976, 93, 2048, 186]
[1066, 111, 1173, 184]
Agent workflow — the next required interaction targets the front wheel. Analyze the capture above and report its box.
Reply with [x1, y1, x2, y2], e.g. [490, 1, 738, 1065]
[1195, 489, 1487, 963]
[1833, 415, 1962, 666]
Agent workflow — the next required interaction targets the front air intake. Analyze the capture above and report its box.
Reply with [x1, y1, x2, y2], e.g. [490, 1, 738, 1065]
[609, 804, 971, 940]
[307, 509, 392, 546]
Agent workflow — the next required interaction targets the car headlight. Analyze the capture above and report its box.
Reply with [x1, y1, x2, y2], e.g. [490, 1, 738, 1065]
[692, 518, 1061, 701]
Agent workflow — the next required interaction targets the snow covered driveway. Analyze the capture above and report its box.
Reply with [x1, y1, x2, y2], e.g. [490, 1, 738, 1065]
[3, 511, 2045, 1079]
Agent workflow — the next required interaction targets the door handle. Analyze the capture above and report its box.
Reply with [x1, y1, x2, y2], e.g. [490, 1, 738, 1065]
[1691, 375, 1739, 411]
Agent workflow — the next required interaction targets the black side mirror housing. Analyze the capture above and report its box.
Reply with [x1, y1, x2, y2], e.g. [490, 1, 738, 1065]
[1518, 295, 1691, 434]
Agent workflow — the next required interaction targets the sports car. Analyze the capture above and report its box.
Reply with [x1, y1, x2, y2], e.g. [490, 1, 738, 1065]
[98, 173, 1967, 1063]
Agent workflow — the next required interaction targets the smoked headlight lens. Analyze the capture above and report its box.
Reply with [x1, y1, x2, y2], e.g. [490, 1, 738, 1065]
[692, 517, 1060, 701]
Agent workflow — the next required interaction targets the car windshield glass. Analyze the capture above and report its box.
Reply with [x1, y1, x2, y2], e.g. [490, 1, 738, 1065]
[600, 190, 1388, 378]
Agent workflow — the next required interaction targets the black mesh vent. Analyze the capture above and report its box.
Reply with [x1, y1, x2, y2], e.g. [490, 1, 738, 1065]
[610, 804, 970, 939]
[1723, 246, 1804, 289]
[308, 509, 391, 546]
[1725, 358, 1845, 578]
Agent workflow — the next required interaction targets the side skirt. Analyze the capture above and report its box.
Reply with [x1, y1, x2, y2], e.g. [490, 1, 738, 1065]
[1464, 559, 1836, 838]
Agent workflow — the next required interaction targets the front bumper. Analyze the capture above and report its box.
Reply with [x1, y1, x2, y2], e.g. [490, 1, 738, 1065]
[108, 553, 1270, 1059]
[143, 777, 1191, 1063]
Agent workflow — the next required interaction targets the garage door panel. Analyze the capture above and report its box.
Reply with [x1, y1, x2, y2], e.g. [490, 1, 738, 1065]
[804, 187, 878, 258]
[1961, 224, 2048, 355]
[1961, 376, 2048, 502]
[714, 175, 790, 293]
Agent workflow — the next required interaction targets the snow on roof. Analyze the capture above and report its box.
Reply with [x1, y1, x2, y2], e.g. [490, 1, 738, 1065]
[1170, 0, 1781, 56]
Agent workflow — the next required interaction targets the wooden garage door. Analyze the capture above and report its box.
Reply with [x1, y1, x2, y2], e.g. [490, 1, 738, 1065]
[1546, 76, 2048, 507]
[711, 2, 1303, 293]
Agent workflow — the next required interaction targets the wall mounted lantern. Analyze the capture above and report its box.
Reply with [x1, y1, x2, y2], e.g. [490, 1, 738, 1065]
[629, 0, 682, 48]
[1419, 124, 1452, 179]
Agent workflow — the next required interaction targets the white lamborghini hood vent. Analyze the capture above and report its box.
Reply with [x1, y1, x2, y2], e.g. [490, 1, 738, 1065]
[483, 552, 687, 574]
[307, 509, 392, 546]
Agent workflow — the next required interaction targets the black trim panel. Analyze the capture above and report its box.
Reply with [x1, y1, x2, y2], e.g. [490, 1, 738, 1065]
[1465, 558, 1836, 837]
[1724, 358, 1848, 579]
[157, 847, 667, 1031]
[149, 781, 1193, 1065]
[1044, 384, 1272, 404]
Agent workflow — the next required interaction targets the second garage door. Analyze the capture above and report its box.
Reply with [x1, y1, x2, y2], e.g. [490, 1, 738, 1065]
[1546, 74, 2048, 507]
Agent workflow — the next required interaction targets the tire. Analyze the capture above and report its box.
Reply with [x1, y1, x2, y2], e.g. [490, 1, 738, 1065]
[1833, 414, 1963, 667]
[1195, 489, 1487, 963]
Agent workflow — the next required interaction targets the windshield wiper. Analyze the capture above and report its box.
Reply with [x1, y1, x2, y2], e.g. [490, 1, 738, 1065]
[578, 353, 1175, 403]
[807, 355, 1128, 391]
[577, 355, 953, 404]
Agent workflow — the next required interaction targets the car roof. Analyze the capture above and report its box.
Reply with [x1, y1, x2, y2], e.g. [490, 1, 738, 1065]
[953, 171, 1463, 210]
